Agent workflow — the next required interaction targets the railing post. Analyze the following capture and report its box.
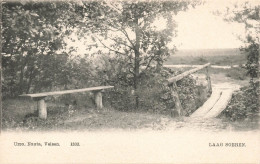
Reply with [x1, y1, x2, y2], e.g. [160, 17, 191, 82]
[205, 66, 212, 96]
[94, 90, 103, 109]
[170, 82, 183, 117]
[33, 97, 47, 119]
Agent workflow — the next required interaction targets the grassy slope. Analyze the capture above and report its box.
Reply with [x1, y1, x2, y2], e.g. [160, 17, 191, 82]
[165, 48, 246, 65]
[165, 48, 249, 82]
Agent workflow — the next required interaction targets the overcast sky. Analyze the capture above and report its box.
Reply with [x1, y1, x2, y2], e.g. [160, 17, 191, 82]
[68, 0, 259, 57]
[172, 0, 249, 50]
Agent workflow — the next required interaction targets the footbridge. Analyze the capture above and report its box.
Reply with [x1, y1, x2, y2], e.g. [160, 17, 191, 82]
[167, 63, 240, 118]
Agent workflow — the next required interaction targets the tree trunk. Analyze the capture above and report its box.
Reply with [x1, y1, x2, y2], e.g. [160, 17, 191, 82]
[19, 66, 24, 94]
[18, 54, 29, 95]
[134, 18, 141, 109]
[26, 69, 34, 94]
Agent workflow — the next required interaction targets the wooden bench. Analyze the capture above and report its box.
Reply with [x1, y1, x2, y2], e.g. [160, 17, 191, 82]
[20, 86, 114, 119]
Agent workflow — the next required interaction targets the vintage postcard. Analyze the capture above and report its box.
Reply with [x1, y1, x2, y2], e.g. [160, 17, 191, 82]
[0, 0, 259, 163]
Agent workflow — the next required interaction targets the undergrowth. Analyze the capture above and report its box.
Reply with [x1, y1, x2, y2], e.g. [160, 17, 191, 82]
[220, 81, 259, 125]
[105, 67, 208, 116]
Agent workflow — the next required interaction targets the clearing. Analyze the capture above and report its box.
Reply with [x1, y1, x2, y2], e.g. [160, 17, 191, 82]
[3, 50, 257, 132]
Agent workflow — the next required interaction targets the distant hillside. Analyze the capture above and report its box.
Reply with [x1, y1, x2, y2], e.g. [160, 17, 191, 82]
[166, 48, 246, 65]
[173, 48, 242, 57]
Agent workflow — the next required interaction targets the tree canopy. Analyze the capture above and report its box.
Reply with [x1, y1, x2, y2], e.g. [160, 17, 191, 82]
[223, 2, 259, 80]
[74, 1, 198, 107]
[2, 0, 199, 106]
[2, 1, 86, 96]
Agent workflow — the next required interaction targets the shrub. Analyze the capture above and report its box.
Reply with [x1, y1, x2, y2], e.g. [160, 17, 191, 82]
[104, 65, 208, 116]
[225, 67, 247, 80]
[221, 81, 259, 121]
[177, 79, 207, 116]
[136, 67, 176, 114]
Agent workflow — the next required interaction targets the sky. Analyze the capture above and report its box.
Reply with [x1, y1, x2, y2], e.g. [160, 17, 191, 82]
[172, 0, 247, 50]
[67, 0, 259, 56]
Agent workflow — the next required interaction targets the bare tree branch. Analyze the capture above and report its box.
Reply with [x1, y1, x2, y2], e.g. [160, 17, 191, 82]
[140, 54, 157, 74]
[94, 36, 125, 55]
[120, 27, 136, 48]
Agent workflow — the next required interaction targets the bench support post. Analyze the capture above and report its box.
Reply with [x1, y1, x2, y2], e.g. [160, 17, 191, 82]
[205, 66, 212, 96]
[94, 90, 103, 109]
[170, 82, 183, 117]
[33, 97, 47, 119]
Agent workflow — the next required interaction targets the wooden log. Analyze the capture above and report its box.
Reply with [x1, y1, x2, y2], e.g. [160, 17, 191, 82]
[94, 91, 103, 109]
[168, 63, 211, 84]
[170, 82, 183, 117]
[205, 66, 212, 96]
[33, 97, 47, 119]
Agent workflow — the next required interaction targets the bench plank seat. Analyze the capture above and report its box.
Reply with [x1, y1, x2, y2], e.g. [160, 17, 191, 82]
[20, 86, 114, 98]
[20, 86, 114, 119]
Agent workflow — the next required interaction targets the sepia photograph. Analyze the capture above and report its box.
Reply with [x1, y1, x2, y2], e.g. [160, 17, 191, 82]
[0, 0, 259, 163]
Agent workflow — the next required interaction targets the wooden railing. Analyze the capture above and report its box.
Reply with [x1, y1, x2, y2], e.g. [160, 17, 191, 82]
[167, 63, 212, 117]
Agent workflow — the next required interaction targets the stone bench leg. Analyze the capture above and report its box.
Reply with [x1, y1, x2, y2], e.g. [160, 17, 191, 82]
[93, 90, 103, 109]
[33, 97, 47, 119]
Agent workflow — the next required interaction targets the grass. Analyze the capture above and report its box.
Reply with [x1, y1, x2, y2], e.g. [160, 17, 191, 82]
[2, 48, 255, 132]
[206, 67, 248, 80]
[165, 50, 246, 66]
[224, 68, 248, 80]
[2, 98, 37, 124]
[164, 48, 249, 82]
[3, 95, 257, 132]
[221, 117, 259, 131]
[165, 55, 249, 82]
[0, 82, 214, 131]
[2, 98, 175, 131]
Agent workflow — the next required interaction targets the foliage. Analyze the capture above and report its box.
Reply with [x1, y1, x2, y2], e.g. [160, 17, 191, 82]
[2, 1, 91, 97]
[75, 0, 199, 108]
[241, 37, 259, 79]
[99, 57, 207, 115]
[223, 2, 259, 80]
[2, 1, 206, 120]
[225, 67, 247, 80]
[221, 81, 259, 121]
[215, 2, 259, 123]
[177, 78, 208, 116]
[2, 1, 200, 103]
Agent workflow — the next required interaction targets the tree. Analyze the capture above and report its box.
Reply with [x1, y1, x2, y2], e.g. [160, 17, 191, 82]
[2, 1, 84, 97]
[76, 1, 197, 108]
[223, 2, 259, 80]
[218, 2, 259, 122]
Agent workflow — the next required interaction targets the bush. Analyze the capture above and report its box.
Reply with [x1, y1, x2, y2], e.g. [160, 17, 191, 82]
[104, 64, 208, 116]
[177, 79, 208, 116]
[221, 81, 259, 121]
[225, 67, 247, 80]
[136, 68, 176, 114]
